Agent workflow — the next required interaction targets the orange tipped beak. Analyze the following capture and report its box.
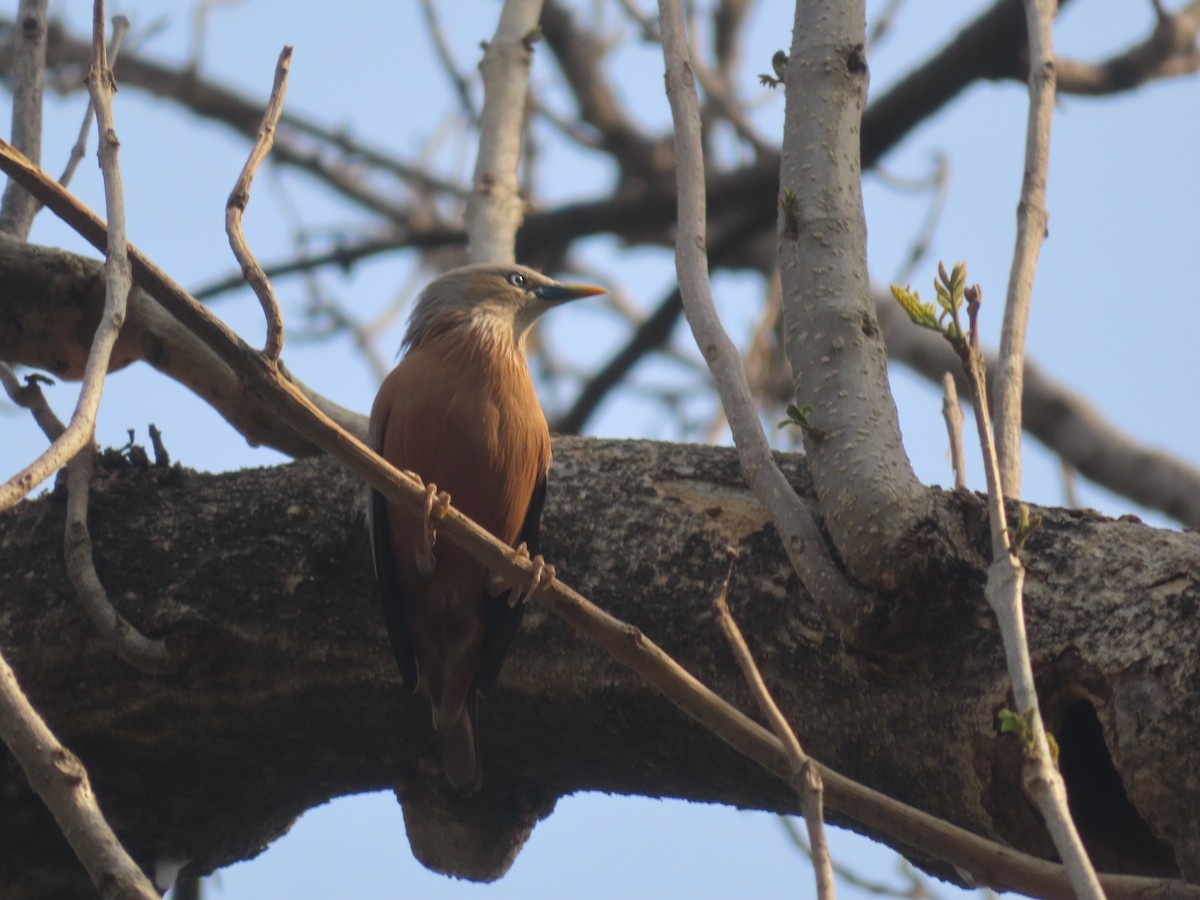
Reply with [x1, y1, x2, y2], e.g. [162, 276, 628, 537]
[533, 281, 607, 303]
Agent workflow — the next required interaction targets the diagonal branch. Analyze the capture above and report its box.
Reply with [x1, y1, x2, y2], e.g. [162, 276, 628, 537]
[0, 638, 159, 900]
[714, 564, 836, 900]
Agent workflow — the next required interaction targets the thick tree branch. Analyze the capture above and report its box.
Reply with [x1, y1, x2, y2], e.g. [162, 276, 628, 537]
[658, 0, 864, 622]
[539, 1, 674, 183]
[1, 445, 1198, 896]
[466, 0, 544, 264]
[777, 1, 928, 590]
[1055, 1, 1200, 95]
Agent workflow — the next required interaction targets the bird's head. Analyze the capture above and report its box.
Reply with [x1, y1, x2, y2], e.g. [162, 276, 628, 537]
[403, 263, 606, 353]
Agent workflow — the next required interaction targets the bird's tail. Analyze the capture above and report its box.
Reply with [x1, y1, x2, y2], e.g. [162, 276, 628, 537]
[439, 691, 482, 792]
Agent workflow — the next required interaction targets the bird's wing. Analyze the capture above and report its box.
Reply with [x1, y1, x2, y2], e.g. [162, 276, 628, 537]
[477, 472, 547, 692]
[367, 418, 419, 690]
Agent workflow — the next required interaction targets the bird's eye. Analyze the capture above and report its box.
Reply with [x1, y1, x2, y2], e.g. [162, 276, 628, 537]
[507, 272, 528, 288]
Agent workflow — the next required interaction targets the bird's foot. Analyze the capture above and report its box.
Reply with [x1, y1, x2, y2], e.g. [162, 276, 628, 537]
[414, 482, 452, 578]
[496, 542, 556, 607]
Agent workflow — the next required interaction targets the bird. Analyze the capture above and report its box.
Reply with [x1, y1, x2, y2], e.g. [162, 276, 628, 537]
[367, 262, 605, 791]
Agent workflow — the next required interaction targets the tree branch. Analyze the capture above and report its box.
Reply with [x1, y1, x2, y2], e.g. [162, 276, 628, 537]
[777, 1, 928, 590]
[2, 446, 1197, 896]
[993, 0, 1056, 498]
[658, 0, 864, 623]
[0, 0, 47, 238]
[873, 292, 1200, 526]
[466, 0, 544, 264]
[224, 44, 292, 364]
[0, 639, 159, 899]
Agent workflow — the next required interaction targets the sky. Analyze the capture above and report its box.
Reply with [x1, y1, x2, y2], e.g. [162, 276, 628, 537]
[3, 1, 1199, 898]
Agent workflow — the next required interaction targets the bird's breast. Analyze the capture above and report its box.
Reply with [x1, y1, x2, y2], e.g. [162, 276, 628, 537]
[372, 331, 550, 547]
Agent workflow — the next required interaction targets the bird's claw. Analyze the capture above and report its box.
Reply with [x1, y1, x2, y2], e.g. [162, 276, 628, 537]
[414, 482, 452, 578]
[505, 542, 556, 607]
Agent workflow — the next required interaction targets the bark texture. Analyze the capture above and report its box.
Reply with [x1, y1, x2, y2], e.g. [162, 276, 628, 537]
[1, 438, 1197, 895]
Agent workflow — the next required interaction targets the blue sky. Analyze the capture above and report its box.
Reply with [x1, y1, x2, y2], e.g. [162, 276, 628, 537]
[4, 1, 1198, 897]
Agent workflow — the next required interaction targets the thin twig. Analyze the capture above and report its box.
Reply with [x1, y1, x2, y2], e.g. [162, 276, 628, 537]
[779, 816, 941, 900]
[866, 0, 907, 50]
[0, 364, 65, 441]
[0, 0, 48, 239]
[952, 273, 1105, 900]
[687, 44, 771, 157]
[941, 372, 966, 490]
[187, 0, 242, 74]
[0, 638, 159, 900]
[0, 8, 160, 894]
[418, 0, 479, 123]
[883, 151, 950, 287]
[1060, 458, 1079, 509]
[225, 45, 292, 364]
[656, 0, 867, 629]
[466, 0, 544, 264]
[53, 14, 129, 194]
[714, 561, 836, 900]
[0, 11, 132, 512]
[874, 290, 1200, 526]
[993, 0, 1056, 497]
[64, 445, 179, 674]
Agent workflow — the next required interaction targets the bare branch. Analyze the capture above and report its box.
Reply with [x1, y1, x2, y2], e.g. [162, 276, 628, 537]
[688, 41, 772, 157]
[0, 10, 133, 510]
[0, 640, 159, 900]
[778, 0, 928, 590]
[0, 0, 48, 239]
[64, 444, 179, 674]
[993, 0, 1057, 497]
[875, 292, 1200, 526]
[929, 264, 1105, 900]
[657, 0, 865, 624]
[780, 817, 940, 900]
[187, 0, 243, 74]
[1056, 1, 1200, 95]
[714, 563, 836, 900]
[52, 13, 128, 194]
[466, 0, 544, 264]
[0, 7, 162, 895]
[418, 0, 479, 122]
[942, 372, 966, 490]
[224, 45, 293, 364]
[0, 362, 64, 440]
[540, 1, 670, 183]
[0, 145, 369, 456]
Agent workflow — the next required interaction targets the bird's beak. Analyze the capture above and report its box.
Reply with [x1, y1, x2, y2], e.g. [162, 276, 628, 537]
[533, 281, 607, 303]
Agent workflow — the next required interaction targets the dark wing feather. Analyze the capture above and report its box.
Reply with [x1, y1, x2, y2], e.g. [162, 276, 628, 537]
[367, 460, 419, 689]
[477, 473, 547, 691]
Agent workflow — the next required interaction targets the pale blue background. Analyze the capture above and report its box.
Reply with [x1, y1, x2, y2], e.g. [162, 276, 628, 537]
[3, 1, 1197, 897]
